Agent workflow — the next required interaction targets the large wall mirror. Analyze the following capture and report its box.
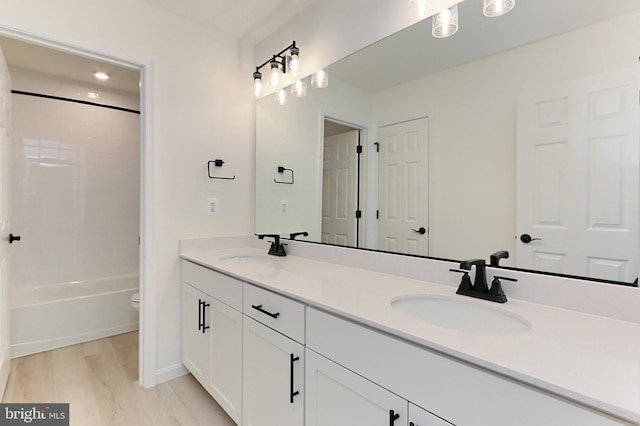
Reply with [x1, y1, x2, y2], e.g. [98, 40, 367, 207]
[255, 0, 640, 285]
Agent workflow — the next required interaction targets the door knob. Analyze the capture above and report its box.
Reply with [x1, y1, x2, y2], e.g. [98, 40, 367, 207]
[9, 234, 21, 244]
[411, 227, 426, 235]
[520, 234, 541, 244]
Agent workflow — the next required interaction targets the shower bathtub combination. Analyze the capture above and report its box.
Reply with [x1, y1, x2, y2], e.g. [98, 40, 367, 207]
[10, 275, 139, 358]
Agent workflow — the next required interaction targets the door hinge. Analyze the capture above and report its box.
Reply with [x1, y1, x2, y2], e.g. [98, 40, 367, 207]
[374, 142, 379, 152]
[356, 145, 363, 154]
[376, 210, 379, 219]
[355, 210, 362, 219]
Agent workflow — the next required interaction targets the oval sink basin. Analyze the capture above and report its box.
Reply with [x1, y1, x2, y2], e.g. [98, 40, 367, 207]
[220, 255, 274, 264]
[391, 295, 531, 335]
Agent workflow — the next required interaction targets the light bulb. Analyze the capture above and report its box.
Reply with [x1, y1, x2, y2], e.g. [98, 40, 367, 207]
[311, 69, 329, 89]
[483, 0, 515, 17]
[253, 71, 263, 98]
[290, 80, 307, 98]
[432, 5, 458, 38]
[269, 59, 282, 88]
[408, 0, 428, 19]
[288, 47, 300, 78]
[276, 89, 287, 106]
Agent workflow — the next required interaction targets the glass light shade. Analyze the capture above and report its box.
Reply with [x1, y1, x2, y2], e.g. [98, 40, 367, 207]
[290, 80, 307, 98]
[276, 89, 287, 106]
[483, 0, 515, 17]
[269, 62, 282, 88]
[311, 69, 329, 88]
[254, 78, 263, 98]
[432, 5, 459, 38]
[408, 0, 428, 19]
[288, 49, 300, 78]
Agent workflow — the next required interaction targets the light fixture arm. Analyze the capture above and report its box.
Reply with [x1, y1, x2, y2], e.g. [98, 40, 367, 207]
[254, 41, 298, 76]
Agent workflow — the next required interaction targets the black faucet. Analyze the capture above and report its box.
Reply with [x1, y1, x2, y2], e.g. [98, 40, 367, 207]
[257, 234, 287, 256]
[454, 258, 511, 303]
[289, 231, 308, 240]
[490, 250, 509, 266]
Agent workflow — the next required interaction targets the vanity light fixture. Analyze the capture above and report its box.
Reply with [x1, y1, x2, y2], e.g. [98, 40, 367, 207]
[408, 0, 428, 19]
[253, 71, 263, 98]
[311, 69, 329, 89]
[290, 79, 307, 98]
[288, 46, 300, 78]
[276, 88, 287, 106]
[269, 57, 283, 88]
[252, 41, 300, 98]
[432, 5, 459, 38]
[483, 0, 515, 17]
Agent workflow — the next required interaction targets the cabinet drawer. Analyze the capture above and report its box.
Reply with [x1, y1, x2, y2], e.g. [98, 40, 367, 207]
[182, 260, 242, 311]
[243, 283, 305, 343]
[307, 307, 629, 426]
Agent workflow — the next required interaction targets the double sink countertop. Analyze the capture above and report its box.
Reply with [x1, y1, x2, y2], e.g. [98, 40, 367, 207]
[180, 246, 640, 424]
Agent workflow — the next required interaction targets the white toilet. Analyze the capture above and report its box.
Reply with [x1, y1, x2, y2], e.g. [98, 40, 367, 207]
[131, 292, 140, 311]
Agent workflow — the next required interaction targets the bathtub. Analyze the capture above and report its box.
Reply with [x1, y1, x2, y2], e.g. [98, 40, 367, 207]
[10, 275, 139, 358]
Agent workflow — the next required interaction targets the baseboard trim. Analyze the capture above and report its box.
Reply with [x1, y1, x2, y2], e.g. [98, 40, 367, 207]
[155, 363, 189, 385]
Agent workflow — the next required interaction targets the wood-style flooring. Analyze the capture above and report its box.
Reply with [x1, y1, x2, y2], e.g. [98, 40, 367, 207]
[2, 332, 235, 426]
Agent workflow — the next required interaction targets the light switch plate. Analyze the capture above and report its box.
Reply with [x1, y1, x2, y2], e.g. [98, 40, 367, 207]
[208, 198, 219, 215]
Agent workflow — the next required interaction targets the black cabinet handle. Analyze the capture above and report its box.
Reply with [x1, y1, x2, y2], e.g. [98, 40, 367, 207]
[199, 299, 210, 334]
[389, 410, 400, 425]
[251, 304, 280, 319]
[198, 299, 203, 331]
[289, 353, 300, 403]
[9, 234, 20, 244]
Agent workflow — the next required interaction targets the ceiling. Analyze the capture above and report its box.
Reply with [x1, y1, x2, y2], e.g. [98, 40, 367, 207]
[0, 36, 141, 94]
[137, 0, 318, 44]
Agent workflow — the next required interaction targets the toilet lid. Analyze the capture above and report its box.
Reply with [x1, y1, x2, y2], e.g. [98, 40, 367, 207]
[131, 292, 140, 303]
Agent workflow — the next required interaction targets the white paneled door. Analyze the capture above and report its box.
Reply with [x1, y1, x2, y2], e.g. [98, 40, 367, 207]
[517, 68, 639, 282]
[0, 47, 11, 398]
[322, 130, 359, 246]
[378, 118, 429, 256]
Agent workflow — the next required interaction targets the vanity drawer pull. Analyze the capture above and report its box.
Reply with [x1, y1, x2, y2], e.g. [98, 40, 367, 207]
[389, 409, 400, 425]
[251, 304, 280, 319]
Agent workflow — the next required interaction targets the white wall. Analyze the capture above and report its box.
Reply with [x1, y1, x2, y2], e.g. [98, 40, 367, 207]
[0, 0, 254, 384]
[372, 9, 640, 263]
[10, 68, 140, 288]
[255, 78, 372, 240]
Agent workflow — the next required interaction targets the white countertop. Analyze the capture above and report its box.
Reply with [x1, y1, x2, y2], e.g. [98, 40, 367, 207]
[181, 246, 640, 424]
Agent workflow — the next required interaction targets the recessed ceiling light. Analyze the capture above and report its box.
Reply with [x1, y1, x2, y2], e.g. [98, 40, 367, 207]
[94, 71, 110, 81]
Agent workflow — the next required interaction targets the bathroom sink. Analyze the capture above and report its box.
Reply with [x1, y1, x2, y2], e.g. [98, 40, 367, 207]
[390, 295, 531, 335]
[220, 255, 274, 265]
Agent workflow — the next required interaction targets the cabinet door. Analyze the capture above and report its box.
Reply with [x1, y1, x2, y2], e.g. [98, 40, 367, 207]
[181, 283, 211, 386]
[208, 297, 243, 425]
[242, 317, 303, 426]
[409, 403, 453, 426]
[305, 348, 407, 426]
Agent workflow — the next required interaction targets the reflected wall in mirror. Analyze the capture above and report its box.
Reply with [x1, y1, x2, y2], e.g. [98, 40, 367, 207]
[255, 0, 640, 284]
